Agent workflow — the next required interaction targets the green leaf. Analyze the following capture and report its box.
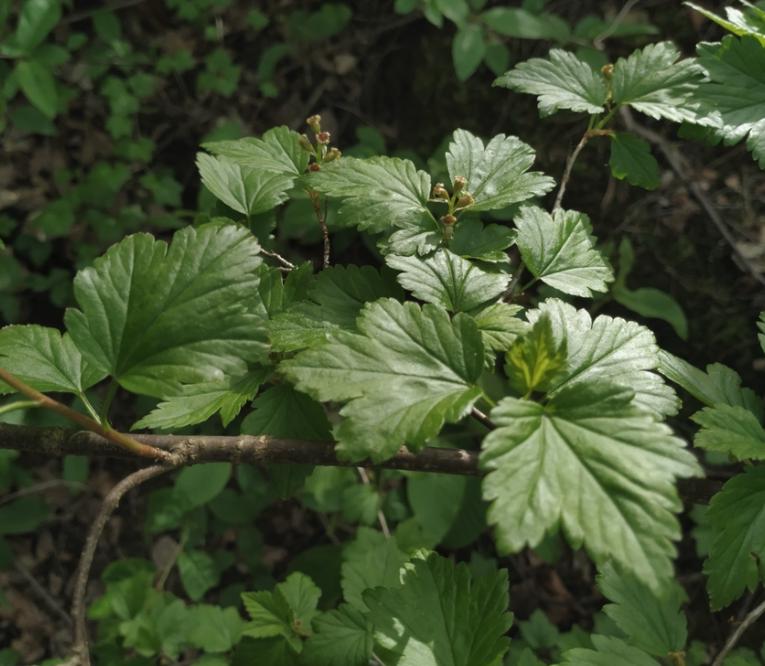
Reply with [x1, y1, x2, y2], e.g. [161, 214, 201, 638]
[557, 635, 661, 666]
[609, 133, 661, 190]
[15, 0, 61, 52]
[481, 381, 701, 585]
[695, 36, 765, 169]
[269, 264, 403, 352]
[341, 527, 408, 610]
[445, 130, 555, 212]
[407, 474, 485, 548]
[304, 604, 373, 666]
[364, 551, 512, 666]
[453, 24, 486, 81]
[472, 302, 529, 352]
[0, 325, 104, 395]
[282, 299, 485, 462]
[242, 572, 320, 651]
[277, 571, 321, 632]
[597, 562, 687, 657]
[0, 497, 48, 535]
[482, 7, 571, 41]
[657, 351, 763, 418]
[203, 126, 309, 175]
[704, 466, 765, 609]
[242, 384, 331, 440]
[306, 156, 433, 234]
[188, 605, 243, 653]
[65, 223, 268, 398]
[175, 463, 231, 509]
[505, 313, 567, 395]
[515, 206, 613, 297]
[529, 299, 678, 418]
[178, 550, 219, 601]
[685, 1, 765, 44]
[196, 153, 295, 216]
[386, 249, 510, 312]
[611, 41, 707, 123]
[133, 368, 268, 430]
[15, 59, 57, 119]
[449, 218, 516, 262]
[692, 404, 765, 461]
[494, 49, 607, 116]
[613, 240, 688, 339]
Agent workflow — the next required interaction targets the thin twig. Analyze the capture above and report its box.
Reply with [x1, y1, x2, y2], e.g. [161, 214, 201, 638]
[554, 128, 614, 212]
[712, 598, 765, 666]
[13, 560, 73, 628]
[0, 479, 87, 506]
[71, 465, 173, 665]
[471, 407, 497, 430]
[260, 248, 296, 271]
[620, 108, 765, 288]
[0, 368, 172, 462]
[357, 467, 390, 538]
[593, 0, 641, 49]
[309, 190, 331, 269]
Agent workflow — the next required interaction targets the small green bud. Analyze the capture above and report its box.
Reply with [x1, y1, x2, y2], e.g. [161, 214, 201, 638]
[316, 131, 331, 145]
[601, 63, 614, 79]
[325, 147, 342, 162]
[298, 133, 313, 152]
[455, 192, 474, 209]
[453, 176, 467, 194]
[306, 114, 322, 132]
[431, 183, 449, 200]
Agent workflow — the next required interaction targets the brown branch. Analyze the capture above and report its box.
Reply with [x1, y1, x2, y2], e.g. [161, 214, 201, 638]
[71, 465, 173, 665]
[0, 368, 172, 462]
[0, 423, 480, 476]
[0, 423, 721, 501]
[620, 108, 765, 288]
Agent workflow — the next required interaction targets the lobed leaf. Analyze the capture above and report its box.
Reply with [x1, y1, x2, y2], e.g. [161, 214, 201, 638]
[704, 466, 765, 609]
[0, 325, 104, 395]
[481, 381, 701, 586]
[514, 206, 613, 297]
[494, 49, 607, 116]
[65, 223, 268, 398]
[386, 248, 510, 312]
[364, 551, 513, 666]
[445, 129, 555, 212]
[282, 299, 485, 462]
[611, 41, 708, 123]
[528, 299, 678, 417]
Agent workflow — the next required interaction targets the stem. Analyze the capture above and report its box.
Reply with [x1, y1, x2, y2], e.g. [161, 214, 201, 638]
[260, 248, 296, 271]
[78, 392, 101, 424]
[0, 400, 40, 416]
[712, 598, 765, 666]
[99, 380, 119, 425]
[357, 467, 390, 538]
[553, 128, 613, 212]
[308, 189, 330, 269]
[0, 368, 172, 462]
[71, 464, 173, 665]
[471, 407, 496, 430]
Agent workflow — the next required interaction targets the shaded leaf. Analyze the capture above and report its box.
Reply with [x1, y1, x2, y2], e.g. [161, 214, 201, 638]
[609, 133, 661, 190]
